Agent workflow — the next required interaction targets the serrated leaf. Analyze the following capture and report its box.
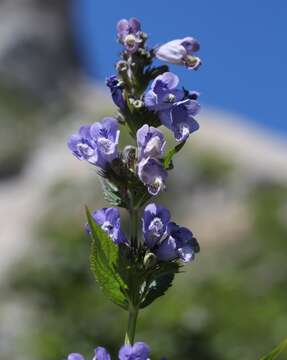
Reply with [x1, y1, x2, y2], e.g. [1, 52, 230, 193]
[86, 207, 128, 309]
[163, 140, 186, 170]
[260, 337, 287, 360]
[140, 262, 180, 308]
[140, 272, 175, 308]
[102, 179, 124, 207]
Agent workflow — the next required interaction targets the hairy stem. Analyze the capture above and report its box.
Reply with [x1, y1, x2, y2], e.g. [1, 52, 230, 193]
[125, 306, 139, 345]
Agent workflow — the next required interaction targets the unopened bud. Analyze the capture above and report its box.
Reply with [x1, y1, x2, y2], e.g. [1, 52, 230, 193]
[116, 60, 128, 73]
[122, 145, 137, 170]
[139, 31, 148, 41]
[133, 100, 144, 109]
[144, 252, 157, 269]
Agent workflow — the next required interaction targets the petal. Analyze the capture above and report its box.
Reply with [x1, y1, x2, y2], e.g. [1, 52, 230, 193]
[155, 236, 177, 261]
[67, 134, 83, 154]
[92, 208, 108, 226]
[144, 90, 157, 109]
[151, 72, 179, 91]
[129, 17, 141, 33]
[155, 40, 186, 64]
[185, 99, 201, 116]
[119, 344, 132, 359]
[93, 346, 111, 360]
[68, 353, 85, 360]
[178, 245, 195, 262]
[159, 109, 173, 129]
[132, 342, 151, 359]
[136, 124, 150, 148]
[181, 37, 200, 53]
[117, 19, 129, 35]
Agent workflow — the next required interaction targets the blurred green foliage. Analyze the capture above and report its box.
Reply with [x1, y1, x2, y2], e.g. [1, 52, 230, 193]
[2, 148, 287, 360]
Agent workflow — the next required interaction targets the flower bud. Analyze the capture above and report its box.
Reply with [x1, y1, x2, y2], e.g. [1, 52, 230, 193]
[139, 31, 148, 41]
[116, 60, 128, 73]
[144, 252, 157, 269]
[122, 145, 137, 170]
[133, 99, 144, 109]
[155, 37, 201, 70]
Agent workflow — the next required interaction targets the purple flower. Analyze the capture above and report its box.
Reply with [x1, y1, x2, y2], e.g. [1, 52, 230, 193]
[137, 124, 166, 162]
[118, 342, 150, 360]
[68, 118, 120, 168]
[160, 99, 200, 142]
[90, 118, 120, 167]
[68, 354, 85, 360]
[143, 203, 170, 248]
[144, 72, 200, 142]
[67, 347, 111, 360]
[106, 75, 125, 110]
[155, 37, 201, 70]
[88, 208, 127, 244]
[155, 222, 200, 262]
[144, 72, 184, 112]
[117, 18, 142, 53]
[137, 158, 168, 196]
[67, 125, 98, 164]
[93, 347, 111, 360]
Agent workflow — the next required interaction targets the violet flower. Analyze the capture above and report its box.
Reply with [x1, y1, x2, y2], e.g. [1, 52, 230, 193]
[155, 222, 200, 262]
[144, 72, 184, 112]
[68, 354, 85, 360]
[106, 75, 125, 110]
[117, 18, 142, 53]
[68, 118, 120, 168]
[136, 124, 166, 162]
[144, 72, 200, 141]
[68, 347, 111, 360]
[160, 98, 200, 142]
[137, 157, 168, 196]
[87, 207, 127, 244]
[142, 203, 170, 248]
[94, 347, 112, 360]
[155, 37, 201, 70]
[68, 124, 98, 164]
[118, 342, 150, 360]
[68, 342, 150, 360]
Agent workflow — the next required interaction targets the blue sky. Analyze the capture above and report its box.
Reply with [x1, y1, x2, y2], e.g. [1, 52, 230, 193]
[70, 0, 287, 136]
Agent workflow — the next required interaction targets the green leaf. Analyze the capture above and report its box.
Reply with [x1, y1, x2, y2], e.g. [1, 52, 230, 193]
[85, 207, 128, 309]
[163, 140, 186, 170]
[102, 179, 124, 207]
[260, 337, 287, 360]
[140, 262, 180, 308]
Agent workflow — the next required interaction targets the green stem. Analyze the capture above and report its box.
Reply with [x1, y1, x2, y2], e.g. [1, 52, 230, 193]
[129, 208, 138, 250]
[125, 307, 139, 345]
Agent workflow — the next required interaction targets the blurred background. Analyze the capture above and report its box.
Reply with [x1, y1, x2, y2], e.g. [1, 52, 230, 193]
[0, 1, 287, 359]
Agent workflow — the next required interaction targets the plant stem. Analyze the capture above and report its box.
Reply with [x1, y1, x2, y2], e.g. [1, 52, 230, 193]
[129, 208, 138, 250]
[125, 307, 139, 345]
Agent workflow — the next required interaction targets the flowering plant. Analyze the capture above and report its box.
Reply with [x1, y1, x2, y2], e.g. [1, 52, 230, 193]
[67, 17, 201, 359]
